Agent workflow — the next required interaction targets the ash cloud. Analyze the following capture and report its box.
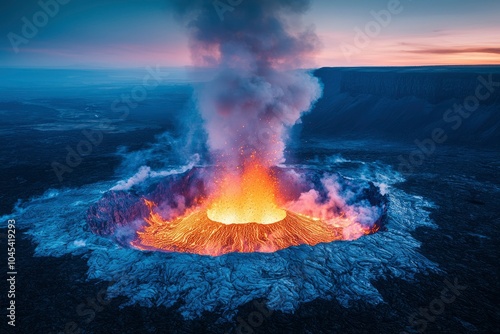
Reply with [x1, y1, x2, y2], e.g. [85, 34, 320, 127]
[169, 0, 322, 166]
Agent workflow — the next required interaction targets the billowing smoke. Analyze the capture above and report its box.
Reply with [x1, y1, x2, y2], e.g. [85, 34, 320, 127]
[171, 0, 322, 166]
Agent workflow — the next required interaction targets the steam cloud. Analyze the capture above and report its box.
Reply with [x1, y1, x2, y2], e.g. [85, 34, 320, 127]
[171, 0, 322, 166]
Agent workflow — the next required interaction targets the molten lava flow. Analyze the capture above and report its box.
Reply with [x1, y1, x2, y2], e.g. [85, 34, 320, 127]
[206, 163, 286, 224]
[132, 207, 345, 256]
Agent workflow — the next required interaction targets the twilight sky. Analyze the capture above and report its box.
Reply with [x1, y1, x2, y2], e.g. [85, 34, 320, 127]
[0, 0, 499, 68]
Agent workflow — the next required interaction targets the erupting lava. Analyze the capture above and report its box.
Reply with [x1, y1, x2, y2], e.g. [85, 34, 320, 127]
[129, 160, 379, 256]
[207, 161, 286, 225]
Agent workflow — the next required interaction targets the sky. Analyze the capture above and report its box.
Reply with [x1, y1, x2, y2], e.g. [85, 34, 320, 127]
[0, 0, 499, 68]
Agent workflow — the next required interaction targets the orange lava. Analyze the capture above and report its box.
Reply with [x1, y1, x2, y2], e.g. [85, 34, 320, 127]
[131, 161, 377, 256]
[207, 162, 285, 225]
[132, 208, 344, 256]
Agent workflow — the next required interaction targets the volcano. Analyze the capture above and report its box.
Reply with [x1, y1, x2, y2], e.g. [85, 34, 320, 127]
[87, 163, 387, 256]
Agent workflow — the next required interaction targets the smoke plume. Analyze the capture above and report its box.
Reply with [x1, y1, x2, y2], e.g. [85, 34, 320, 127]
[171, 0, 322, 167]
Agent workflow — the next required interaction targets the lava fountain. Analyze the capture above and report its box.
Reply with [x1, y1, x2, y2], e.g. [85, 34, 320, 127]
[206, 158, 286, 225]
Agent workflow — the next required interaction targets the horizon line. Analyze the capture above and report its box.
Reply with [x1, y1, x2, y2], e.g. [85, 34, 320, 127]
[1, 64, 500, 71]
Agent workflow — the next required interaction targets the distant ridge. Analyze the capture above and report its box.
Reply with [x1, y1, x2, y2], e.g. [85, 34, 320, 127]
[301, 66, 500, 147]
